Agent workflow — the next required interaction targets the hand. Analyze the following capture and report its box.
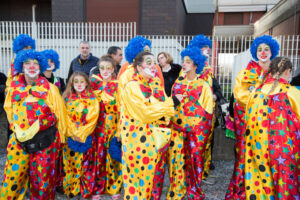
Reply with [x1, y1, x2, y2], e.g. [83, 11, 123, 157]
[73, 136, 82, 142]
[213, 94, 217, 102]
[116, 137, 121, 142]
[175, 94, 183, 102]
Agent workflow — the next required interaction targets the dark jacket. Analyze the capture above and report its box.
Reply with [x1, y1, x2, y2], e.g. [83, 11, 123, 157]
[291, 72, 300, 87]
[161, 63, 181, 97]
[42, 73, 66, 93]
[0, 72, 7, 114]
[67, 53, 99, 82]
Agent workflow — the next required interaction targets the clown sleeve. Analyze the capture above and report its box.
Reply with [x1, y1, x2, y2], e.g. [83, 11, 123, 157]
[287, 86, 300, 121]
[73, 95, 100, 143]
[199, 80, 214, 114]
[121, 81, 174, 123]
[3, 88, 13, 126]
[233, 69, 250, 109]
[47, 84, 68, 143]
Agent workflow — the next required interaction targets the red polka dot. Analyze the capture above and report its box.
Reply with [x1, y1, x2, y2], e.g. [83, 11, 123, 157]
[129, 125, 135, 131]
[129, 186, 135, 194]
[130, 163, 135, 167]
[257, 189, 260, 193]
[264, 187, 271, 194]
[255, 181, 259, 186]
[251, 116, 256, 121]
[146, 188, 150, 192]
[136, 147, 141, 151]
[124, 175, 128, 180]
[143, 157, 149, 164]
[20, 124, 25, 128]
[129, 156, 133, 160]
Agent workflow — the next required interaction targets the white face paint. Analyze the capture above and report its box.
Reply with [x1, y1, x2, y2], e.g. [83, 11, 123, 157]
[73, 76, 87, 93]
[24, 68, 40, 78]
[23, 59, 40, 79]
[143, 67, 155, 78]
[257, 43, 272, 62]
[47, 64, 55, 71]
[99, 61, 114, 80]
[182, 56, 194, 73]
[201, 46, 210, 57]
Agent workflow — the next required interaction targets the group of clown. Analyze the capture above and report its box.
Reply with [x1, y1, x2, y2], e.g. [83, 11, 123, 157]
[0, 32, 299, 200]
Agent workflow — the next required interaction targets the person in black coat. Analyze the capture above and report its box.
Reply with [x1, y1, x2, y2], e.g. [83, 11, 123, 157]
[291, 71, 300, 86]
[157, 52, 181, 97]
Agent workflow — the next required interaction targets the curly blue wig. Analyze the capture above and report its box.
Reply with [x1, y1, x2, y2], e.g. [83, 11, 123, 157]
[181, 47, 206, 74]
[12, 34, 36, 54]
[188, 34, 212, 49]
[250, 35, 280, 61]
[14, 49, 49, 74]
[41, 49, 60, 72]
[125, 36, 151, 64]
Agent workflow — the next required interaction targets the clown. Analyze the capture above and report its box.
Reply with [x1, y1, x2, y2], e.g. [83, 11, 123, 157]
[117, 36, 164, 88]
[90, 55, 122, 200]
[62, 71, 99, 199]
[118, 51, 174, 200]
[170, 46, 214, 200]
[41, 49, 65, 93]
[0, 49, 67, 200]
[225, 35, 280, 200]
[6, 34, 36, 89]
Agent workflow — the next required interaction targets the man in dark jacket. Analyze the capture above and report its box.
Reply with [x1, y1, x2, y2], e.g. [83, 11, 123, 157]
[291, 72, 300, 87]
[67, 41, 99, 82]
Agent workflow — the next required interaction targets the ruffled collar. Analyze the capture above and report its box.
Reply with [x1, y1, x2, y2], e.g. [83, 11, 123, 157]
[263, 76, 289, 85]
[242, 60, 266, 84]
[69, 89, 95, 100]
[90, 74, 117, 97]
[132, 73, 165, 101]
[11, 74, 50, 102]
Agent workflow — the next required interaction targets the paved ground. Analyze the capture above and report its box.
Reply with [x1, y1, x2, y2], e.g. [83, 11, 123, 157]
[0, 148, 234, 200]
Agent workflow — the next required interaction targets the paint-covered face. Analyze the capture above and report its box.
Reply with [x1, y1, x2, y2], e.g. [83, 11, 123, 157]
[257, 43, 272, 62]
[141, 55, 156, 78]
[158, 53, 167, 67]
[143, 45, 151, 53]
[201, 46, 211, 57]
[99, 61, 114, 80]
[23, 59, 40, 78]
[46, 60, 55, 71]
[73, 76, 87, 93]
[182, 56, 194, 73]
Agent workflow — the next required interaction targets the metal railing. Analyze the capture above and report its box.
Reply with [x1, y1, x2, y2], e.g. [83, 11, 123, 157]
[0, 21, 299, 100]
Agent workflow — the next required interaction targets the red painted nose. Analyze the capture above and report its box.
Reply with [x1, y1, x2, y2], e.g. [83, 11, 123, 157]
[261, 51, 266, 55]
[29, 65, 35, 69]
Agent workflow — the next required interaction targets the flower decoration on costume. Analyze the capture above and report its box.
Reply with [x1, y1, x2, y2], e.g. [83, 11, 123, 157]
[41, 49, 60, 71]
[125, 36, 151, 64]
[12, 34, 36, 54]
[181, 47, 206, 74]
[188, 34, 212, 49]
[250, 35, 280, 61]
[14, 49, 49, 73]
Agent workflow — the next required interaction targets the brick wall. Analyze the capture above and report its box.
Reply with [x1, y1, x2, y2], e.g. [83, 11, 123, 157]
[52, 0, 85, 22]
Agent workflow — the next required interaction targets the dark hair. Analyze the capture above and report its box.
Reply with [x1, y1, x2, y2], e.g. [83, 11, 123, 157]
[98, 54, 116, 78]
[133, 52, 153, 69]
[107, 46, 121, 55]
[262, 56, 293, 94]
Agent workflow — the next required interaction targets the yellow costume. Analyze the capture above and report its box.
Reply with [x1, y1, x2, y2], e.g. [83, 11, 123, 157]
[119, 73, 174, 200]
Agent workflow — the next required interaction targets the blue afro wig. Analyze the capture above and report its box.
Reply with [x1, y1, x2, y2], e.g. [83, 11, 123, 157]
[250, 35, 280, 61]
[181, 47, 206, 74]
[41, 49, 60, 72]
[12, 34, 36, 54]
[125, 36, 151, 64]
[14, 49, 49, 74]
[188, 34, 212, 49]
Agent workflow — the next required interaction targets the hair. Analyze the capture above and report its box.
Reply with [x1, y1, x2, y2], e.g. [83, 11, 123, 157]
[98, 54, 117, 78]
[180, 47, 206, 74]
[13, 34, 36, 54]
[262, 57, 293, 94]
[133, 52, 153, 70]
[14, 49, 48, 74]
[41, 49, 60, 72]
[79, 40, 90, 46]
[62, 71, 91, 100]
[107, 46, 121, 55]
[157, 52, 173, 64]
[188, 34, 212, 49]
[250, 35, 280, 61]
[125, 36, 152, 64]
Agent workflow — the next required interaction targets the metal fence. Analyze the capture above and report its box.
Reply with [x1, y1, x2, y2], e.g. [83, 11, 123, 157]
[1, 21, 299, 100]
